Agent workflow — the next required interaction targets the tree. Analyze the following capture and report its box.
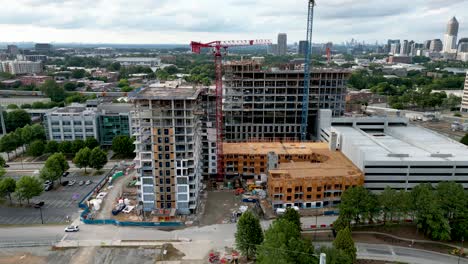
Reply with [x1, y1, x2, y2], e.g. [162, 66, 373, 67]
[256, 219, 316, 264]
[379, 187, 399, 223]
[89, 147, 107, 171]
[84, 137, 99, 149]
[71, 69, 86, 79]
[280, 207, 301, 232]
[333, 227, 357, 263]
[235, 211, 264, 260]
[5, 109, 31, 132]
[73, 147, 91, 173]
[338, 186, 377, 225]
[28, 140, 45, 157]
[39, 167, 61, 184]
[435, 182, 468, 240]
[6, 104, 18, 109]
[112, 135, 134, 156]
[461, 134, 468, 146]
[40, 80, 66, 102]
[71, 139, 85, 153]
[44, 153, 69, 183]
[0, 177, 16, 205]
[0, 155, 6, 167]
[58, 141, 73, 154]
[318, 246, 353, 264]
[15, 176, 43, 204]
[64, 82, 77, 91]
[0, 133, 18, 159]
[118, 79, 129, 87]
[45, 140, 59, 153]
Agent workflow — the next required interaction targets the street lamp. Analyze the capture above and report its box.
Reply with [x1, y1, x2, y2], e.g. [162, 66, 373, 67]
[34, 202, 45, 224]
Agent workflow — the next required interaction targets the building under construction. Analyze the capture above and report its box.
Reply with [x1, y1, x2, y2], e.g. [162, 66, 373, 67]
[223, 60, 351, 141]
[223, 142, 364, 208]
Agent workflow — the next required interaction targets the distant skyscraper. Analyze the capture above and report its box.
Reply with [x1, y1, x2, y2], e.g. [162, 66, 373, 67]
[387, 39, 400, 54]
[277, 33, 287, 56]
[390, 43, 401, 55]
[430, 39, 443, 52]
[6, 45, 18, 56]
[400, 40, 409, 56]
[458, 38, 468, 53]
[424, 40, 432, 50]
[298, 40, 308, 55]
[35, 43, 53, 53]
[268, 44, 278, 55]
[443, 17, 459, 53]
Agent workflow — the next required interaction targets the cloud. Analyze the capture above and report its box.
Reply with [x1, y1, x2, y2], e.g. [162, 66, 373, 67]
[0, 0, 466, 44]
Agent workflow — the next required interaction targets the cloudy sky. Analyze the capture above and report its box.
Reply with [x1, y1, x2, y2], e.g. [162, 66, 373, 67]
[0, 0, 467, 44]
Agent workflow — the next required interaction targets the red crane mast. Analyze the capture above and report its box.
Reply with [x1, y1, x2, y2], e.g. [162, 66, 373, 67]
[190, 39, 271, 181]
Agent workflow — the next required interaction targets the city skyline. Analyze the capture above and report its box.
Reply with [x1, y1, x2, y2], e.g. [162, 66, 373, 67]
[0, 0, 467, 44]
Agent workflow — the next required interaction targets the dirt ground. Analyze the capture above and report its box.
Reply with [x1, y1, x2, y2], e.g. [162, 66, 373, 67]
[199, 190, 242, 226]
[414, 120, 465, 141]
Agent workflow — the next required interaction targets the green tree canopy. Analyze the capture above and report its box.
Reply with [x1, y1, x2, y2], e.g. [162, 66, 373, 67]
[71, 139, 85, 154]
[0, 156, 5, 167]
[112, 135, 134, 156]
[15, 176, 43, 204]
[73, 147, 91, 173]
[280, 208, 301, 232]
[84, 137, 99, 149]
[40, 80, 66, 102]
[461, 134, 468, 146]
[318, 246, 353, 264]
[6, 104, 18, 109]
[333, 227, 356, 263]
[28, 140, 45, 157]
[44, 152, 69, 183]
[89, 147, 107, 171]
[58, 141, 73, 154]
[5, 109, 31, 132]
[0, 177, 16, 205]
[256, 219, 316, 264]
[235, 211, 264, 260]
[45, 140, 59, 153]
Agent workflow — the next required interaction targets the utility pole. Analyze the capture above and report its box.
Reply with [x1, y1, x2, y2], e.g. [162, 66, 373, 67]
[319, 253, 326, 264]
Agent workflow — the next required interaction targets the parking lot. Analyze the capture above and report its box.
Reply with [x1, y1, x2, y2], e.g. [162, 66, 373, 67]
[0, 171, 107, 225]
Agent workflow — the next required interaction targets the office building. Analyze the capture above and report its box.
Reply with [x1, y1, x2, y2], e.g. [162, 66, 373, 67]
[268, 44, 278, 55]
[400, 40, 409, 56]
[223, 60, 351, 141]
[223, 142, 364, 209]
[390, 43, 401, 55]
[298, 40, 308, 55]
[424, 40, 432, 50]
[430, 39, 443, 52]
[22, 55, 47, 62]
[130, 85, 203, 214]
[388, 56, 412, 64]
[44, 104, 99, 142]
[97, 104, 131, 146]
[277, 33, 287, 56]
[318, 110, 468, 191]
[35, 43, 53, 53]
[460, 72, 468, 112]
[443, 17, 459, 53]
[458, 38, 468, 53]
[114, 57, 161, 67]
[0, 61, 42, 75]
[6, 45, 18, 56]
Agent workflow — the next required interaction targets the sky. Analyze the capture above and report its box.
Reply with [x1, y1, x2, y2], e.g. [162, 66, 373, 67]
[0, 0, 467, 45]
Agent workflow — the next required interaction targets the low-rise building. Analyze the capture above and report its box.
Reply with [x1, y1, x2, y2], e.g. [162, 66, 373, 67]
[318, 109, 468, 191]
[19, 75, 52, 86]
[114, 57, 161, 67]
[44, 104, 99, 141]
[223, 142, 364, 209]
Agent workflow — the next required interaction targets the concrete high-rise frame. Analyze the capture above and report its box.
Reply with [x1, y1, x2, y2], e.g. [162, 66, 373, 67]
[131, 86, 203, 215]
[223, 60, 351, 142]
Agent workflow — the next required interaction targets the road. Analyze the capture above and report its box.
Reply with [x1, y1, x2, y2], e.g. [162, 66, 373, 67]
[5, 161, 118, 173]
[1, 219, 467, 264]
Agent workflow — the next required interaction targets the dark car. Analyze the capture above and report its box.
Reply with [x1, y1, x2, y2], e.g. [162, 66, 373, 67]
[61, 181, 69, 186]
[111, 203, 126, 216]
[3, 164, 9, 168]
[44, 184, 53, 191]
[34, 201, 45, 208]
[62, 171, 70, 177]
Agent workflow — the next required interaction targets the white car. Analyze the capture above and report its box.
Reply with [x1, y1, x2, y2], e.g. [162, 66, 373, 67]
[64, 225, 79, 232]
[68, 180, 76, 186]
[96, 192, 107, 199]
[85, 180, 92, 185]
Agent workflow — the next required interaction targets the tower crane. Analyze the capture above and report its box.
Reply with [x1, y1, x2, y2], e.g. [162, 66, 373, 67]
[300, 0, 316, 141]
[190, 39, 271, 181]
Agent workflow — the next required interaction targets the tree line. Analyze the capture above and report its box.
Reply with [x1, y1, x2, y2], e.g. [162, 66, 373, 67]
[334, 183, 468, 241]
[236, 209, 357, 263]
[0, 124, 45, 159]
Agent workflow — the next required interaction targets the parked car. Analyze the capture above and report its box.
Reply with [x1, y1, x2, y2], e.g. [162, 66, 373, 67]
[3, 164, 9, 168]
[62, 171, 70, 177]
[78, 181, 84, 186]
[44, 180, 52, 186]
[61, 181, 69, 186]
[96, 192, 107, 199]
[64, 225, 79, 232]
[34, 201, 45, 208]
[44, 184, 53, 191]
[68, 180, 76, 186]
[112, 203, 126, 216]
[85, 180, 92, 185]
